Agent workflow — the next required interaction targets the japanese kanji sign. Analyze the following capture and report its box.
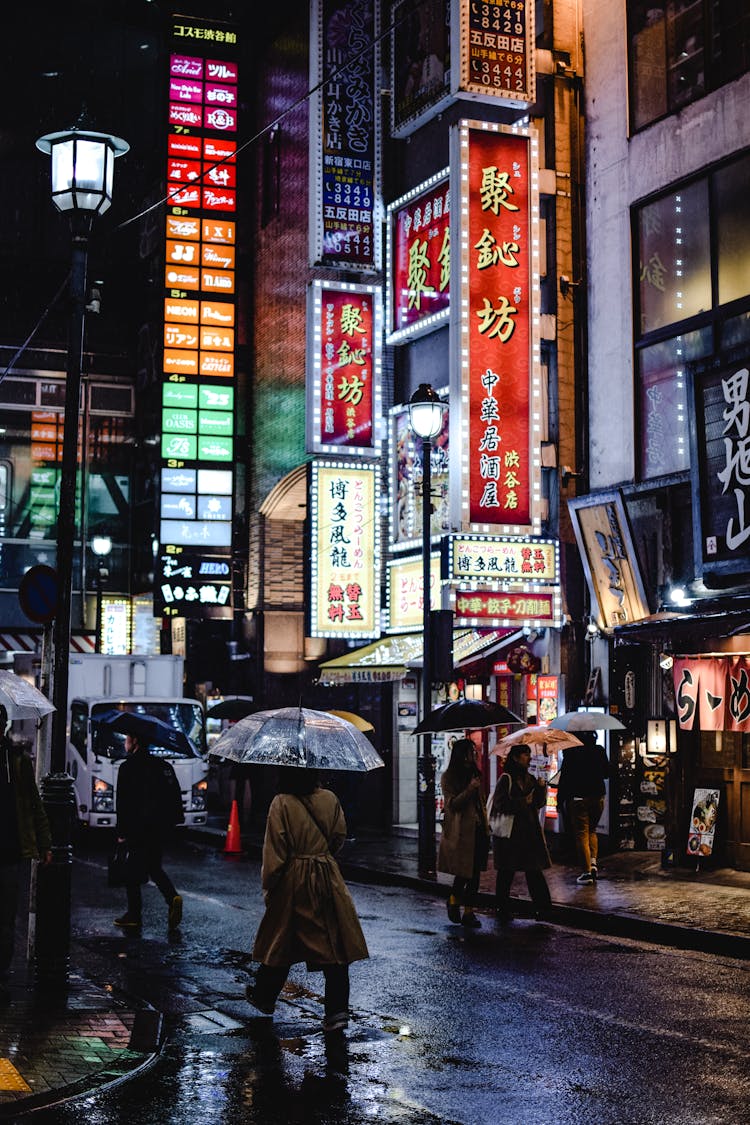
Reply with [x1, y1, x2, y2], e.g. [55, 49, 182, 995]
[454, 0, 535, 106]
[307, 281, 382, 456]
[310, 0, 379, 269]
[157, 15, 239, 620]
[387, 554, 442, 632]
[451, 120, 542, 533]
[568, 492, 650, 630]
[447, 534, 558, 583]
[452, 587, 558, 627]
[387, 171, 450, 343]
[309, 461, 379, 639]
[692, 362, 750, 576]
[673, 655, 750, 733]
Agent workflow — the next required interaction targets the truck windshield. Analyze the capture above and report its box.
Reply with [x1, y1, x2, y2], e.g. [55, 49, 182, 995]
[91, 702, 205, 761]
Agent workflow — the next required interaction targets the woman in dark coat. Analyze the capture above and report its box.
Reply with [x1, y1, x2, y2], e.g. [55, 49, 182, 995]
[490, 744, 552, 921]
[437, 738, 490, 928]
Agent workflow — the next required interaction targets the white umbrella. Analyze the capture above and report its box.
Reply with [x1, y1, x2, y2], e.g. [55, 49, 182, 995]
[210, 706, 385, 772]
[0, 671, 55, 721]
[549, 711, 626, 732]
[491, 725, 583, 755]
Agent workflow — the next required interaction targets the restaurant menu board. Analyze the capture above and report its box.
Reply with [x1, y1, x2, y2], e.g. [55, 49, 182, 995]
[687, 788, 720, 859]
[637, 753, 669, 851]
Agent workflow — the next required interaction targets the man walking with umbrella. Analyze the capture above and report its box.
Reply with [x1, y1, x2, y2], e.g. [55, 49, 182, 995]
[113, 719, 185, 931]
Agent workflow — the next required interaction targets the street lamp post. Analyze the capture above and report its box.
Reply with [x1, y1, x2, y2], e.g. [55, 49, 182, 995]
[408, 383, 445, 878]
[91, 534, 112, 653]
[34, 127, 128, 990]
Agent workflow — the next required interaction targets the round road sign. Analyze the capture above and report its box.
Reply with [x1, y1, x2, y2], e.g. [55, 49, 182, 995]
[18, 565, 58, 624]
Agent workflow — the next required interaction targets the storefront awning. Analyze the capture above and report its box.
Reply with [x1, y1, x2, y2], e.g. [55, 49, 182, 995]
[317, 628, 520, 685]
[613, 604, 750, 648]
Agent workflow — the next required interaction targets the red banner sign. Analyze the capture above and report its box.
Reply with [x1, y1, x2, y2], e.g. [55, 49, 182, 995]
[453, 588, 555, 625]
[388, 175, 450, 340]
[673, 655, 750, 732]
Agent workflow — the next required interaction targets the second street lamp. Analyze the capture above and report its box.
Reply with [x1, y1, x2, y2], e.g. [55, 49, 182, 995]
[408, 383, 445, 878]
[91, 534, 112, 653]
[34, 126, 129, 990]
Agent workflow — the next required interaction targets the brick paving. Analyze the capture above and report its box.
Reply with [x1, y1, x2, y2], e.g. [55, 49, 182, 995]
[0, 973, 153, 1115]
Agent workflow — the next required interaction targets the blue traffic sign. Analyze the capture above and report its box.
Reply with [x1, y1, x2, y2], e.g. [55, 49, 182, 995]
[18, 565, 58, 624]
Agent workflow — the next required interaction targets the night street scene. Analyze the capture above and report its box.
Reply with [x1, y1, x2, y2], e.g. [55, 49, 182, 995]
[1, 1, 750, 1123]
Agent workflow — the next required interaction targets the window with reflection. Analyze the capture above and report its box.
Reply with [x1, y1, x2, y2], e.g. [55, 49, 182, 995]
[628, 1, 750, 131]
[634, 152, 750, 480]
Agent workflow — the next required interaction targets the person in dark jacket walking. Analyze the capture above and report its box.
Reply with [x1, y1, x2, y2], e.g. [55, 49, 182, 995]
[556, 731, 610, 884]
[437, 738, 491, 928]
[114, 725, 184, 930]
[0, 703, 52, 997]
[490, 744, 552, 921]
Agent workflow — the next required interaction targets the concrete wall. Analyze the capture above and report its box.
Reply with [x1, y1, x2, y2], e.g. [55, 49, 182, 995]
[582, 0, 750, 489]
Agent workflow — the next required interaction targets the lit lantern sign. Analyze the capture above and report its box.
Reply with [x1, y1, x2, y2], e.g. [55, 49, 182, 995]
[451, 120, 542, 535]
[453, 0, 536, 107]
[307, 281, 383, 457]
[452, 587, 561, 628]
[309, 462, 379, 639]
[158, 15, 238, 620]
[309, 0, 379, 269]
[386, 171, 450, 343]
[387, 554, 442, 633]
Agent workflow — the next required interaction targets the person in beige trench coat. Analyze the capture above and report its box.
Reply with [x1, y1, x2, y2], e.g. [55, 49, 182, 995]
[246, 767, 368, 1033]
[437, 738, 490, 928]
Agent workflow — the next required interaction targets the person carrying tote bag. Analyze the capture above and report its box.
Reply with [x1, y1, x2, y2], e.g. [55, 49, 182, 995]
[437, 738, 491, 929]
[490, 744, 552, 923]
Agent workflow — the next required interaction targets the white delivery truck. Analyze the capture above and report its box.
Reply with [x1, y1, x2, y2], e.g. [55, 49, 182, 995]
[66, 654, 208, 829]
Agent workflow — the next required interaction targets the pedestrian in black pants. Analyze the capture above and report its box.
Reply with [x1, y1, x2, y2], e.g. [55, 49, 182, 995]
[114, 726, 184, 932]
[437, 738, 491, 928]
[490, 745, 552, 921]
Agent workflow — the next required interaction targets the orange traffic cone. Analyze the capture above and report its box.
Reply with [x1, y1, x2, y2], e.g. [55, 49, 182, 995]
[223, 799, 242, 854]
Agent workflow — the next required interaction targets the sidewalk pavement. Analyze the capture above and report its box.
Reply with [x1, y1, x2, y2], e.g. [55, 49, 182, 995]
[0, 965, 161, 1119]
[190, 816, 750, 961]
[2, 823, 748, 1118]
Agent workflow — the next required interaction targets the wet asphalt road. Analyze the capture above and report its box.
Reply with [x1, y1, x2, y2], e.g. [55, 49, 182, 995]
[28, 834, 750, 1124]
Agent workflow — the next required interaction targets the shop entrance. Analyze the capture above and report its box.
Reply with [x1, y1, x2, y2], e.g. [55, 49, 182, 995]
[697, 731, 750, 870]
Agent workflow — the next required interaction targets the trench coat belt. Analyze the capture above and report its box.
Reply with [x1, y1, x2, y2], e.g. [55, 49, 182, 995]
[299, 852, 341, 955]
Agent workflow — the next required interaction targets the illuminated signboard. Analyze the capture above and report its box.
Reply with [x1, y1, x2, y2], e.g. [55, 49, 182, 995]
[447, 534, 558, 584]
[310, 0, 380, 269]
[386, 171, 450, 343]
[306, 280, 383, 457]
[450, 120, 542, 535]
[155, 550, 233, 618]
[386, 554, 442, 632]
[452, 587, 560, 628]
[157, 15, 238, 618]
[391, 0, 452, 137]
[389, 394, 449, 551]
[452, 0, 535, 106]
[309, 461, 379, 639]
[100, 597, 132, 656]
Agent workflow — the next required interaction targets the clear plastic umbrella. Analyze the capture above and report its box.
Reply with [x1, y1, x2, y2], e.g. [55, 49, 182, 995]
[548, 711, 626, 732]
[0, 671, 55, 721]
[210, 707, 385, 772]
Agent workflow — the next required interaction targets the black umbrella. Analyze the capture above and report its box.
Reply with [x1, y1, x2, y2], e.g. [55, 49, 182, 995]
[206, 697, 256, 721]
[101, 711, 193, 755]
[411, 697, 523, 734]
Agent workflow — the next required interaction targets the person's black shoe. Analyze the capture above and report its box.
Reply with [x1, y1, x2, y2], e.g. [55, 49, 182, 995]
[461, 911, 481, 928]
[245, 983, 275, 1016]
[446, 895, 462, 924]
